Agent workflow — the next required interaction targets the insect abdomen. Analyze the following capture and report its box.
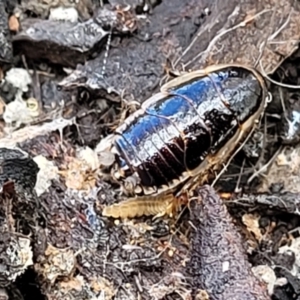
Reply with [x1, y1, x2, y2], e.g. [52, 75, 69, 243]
[113, 65, 267, 196]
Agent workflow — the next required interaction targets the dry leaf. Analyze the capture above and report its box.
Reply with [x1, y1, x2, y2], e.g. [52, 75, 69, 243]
[59, 156, 97, 190]
[8, 15, 19, 32]
[242, 213, 263, 242]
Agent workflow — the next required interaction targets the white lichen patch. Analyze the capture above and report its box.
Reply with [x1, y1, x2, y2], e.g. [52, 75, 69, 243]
[3, 95, 40, 128]
[76, 146, 100, 170]
[33, 155, 59, 196]
[5, 68, 32, 92]
[252, 265, 280, 295]
[95, 134, 116, 167]
[6, 236, 33, 282]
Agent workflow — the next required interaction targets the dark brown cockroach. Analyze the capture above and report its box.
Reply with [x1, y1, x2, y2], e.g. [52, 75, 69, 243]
[102, 64, 269, 218]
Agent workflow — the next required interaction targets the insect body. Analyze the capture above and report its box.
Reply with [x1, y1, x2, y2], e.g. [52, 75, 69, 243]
[102, 64, 268, 218]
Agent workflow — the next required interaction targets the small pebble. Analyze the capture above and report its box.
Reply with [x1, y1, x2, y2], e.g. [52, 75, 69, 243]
[49, 7, 79, 23]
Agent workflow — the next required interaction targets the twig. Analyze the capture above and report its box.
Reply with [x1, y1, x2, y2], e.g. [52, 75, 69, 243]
[247, 145, 283, 184]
